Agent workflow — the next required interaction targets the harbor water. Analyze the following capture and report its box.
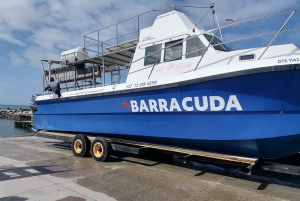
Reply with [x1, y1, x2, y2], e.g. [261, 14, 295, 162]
[0, 104, 31, 137]
[0, 104, 30, 110]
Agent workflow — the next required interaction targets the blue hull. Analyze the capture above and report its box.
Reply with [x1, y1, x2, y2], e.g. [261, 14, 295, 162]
[34, 70, 300, 158]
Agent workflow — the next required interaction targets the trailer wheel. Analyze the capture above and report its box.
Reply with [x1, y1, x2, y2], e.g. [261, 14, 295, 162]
[72, 134, 90, 157]
[91, 137, 110, 162]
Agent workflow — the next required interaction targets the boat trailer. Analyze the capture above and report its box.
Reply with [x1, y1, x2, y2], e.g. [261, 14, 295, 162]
[35, 130, 258, 169]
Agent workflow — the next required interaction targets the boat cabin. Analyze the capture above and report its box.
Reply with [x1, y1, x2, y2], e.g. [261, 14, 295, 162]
[40, 6, 300, 96]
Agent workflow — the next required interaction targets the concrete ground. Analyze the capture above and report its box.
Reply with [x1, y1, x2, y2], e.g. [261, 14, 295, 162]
[0, 136, 300, 201]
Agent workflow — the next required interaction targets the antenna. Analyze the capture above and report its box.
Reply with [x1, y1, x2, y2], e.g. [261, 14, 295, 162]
[211, 0, 223, 40]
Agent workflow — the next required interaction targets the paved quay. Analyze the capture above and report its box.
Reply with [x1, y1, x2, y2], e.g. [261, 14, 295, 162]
[1, 136, 300, 201]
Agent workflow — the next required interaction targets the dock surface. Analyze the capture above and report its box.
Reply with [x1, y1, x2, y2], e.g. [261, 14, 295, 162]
[1, 136, 300, 201]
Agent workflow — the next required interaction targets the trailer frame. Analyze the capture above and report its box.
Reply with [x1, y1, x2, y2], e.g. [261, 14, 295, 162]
[34, 130, 258, 168]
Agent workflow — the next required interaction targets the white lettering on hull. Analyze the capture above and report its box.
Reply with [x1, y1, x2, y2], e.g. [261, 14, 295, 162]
[130, 100, 139, 112]
[210, 96, 225, 111]
[194, 96, 208, 111]
[130, 95, 243, 112]
[182, 97, 193, 111]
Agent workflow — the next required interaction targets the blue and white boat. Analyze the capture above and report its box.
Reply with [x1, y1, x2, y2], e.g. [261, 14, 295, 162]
[32, 5, 300, 158]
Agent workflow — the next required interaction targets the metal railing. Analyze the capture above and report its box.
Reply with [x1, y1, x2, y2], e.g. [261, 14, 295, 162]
[41, 7, 300, 94]
[83, 5, 176, 57]
[83, 4, 218, 57]
[111, 8, 300, 88]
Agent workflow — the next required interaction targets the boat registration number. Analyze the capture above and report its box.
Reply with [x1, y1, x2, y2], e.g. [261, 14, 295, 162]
[278, 58, 299, 63]
[126, 81, 158, 89]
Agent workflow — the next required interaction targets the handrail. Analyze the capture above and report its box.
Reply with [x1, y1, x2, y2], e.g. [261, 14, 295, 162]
[207, 9, 300, 33]
[83, 5, 178, 57]
[84, 31, 138, 49]
[258, 10, 296, 60]
[176, 5, 212, 9]
[83, 5, 175, 36]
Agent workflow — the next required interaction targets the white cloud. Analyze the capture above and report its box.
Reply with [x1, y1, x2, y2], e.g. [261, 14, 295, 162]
[0, 0, 299, 104]
[0, 0, 42, 30]
[21, 46, 61, 70]
[0, 32, 25, 46]
[7, 51, 26, 67]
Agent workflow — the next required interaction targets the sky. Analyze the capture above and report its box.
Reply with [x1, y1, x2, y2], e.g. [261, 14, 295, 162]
[0, 0, 299, 105]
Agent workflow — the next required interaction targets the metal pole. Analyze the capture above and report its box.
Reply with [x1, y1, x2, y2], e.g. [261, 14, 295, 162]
[48, 61, 51, 82]
[116, 24, 118, 51]
[118, 66, 120, 83]
[148, 63, 157, 79]
[54, 65, 57, 81]
[194, 31, 217, 71]
[84, 36, 86, 48]
[258, 10, 295, 60]
[102, 57, 105, 86]
[64, 65, 68, 91]
[92, 63, 95, 88]
[137, 15, 140, 39]
[98, 31, 99, 55]
[111, 68, 113, 85]
[41, 61, 45, 94]
[48, 61, 52, 95]
[148, 50, 161, 79]
[213, 4, 223, 40]
[74, 66, 76, 90]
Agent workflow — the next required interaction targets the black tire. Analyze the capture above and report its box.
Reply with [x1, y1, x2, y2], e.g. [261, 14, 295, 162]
[72, 134, 91, 157]
[91, 137, 110, 162]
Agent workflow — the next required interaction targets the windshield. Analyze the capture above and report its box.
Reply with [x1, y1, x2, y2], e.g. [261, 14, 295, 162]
[204, 34, 232, 52]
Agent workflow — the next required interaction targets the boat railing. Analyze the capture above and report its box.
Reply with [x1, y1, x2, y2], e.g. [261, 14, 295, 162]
[83, 5, 177, 58]
[41, 7, 300, 94]
[206, 9, 300, 60]
[111, 8, 300, 88]
[41, 61, 104, 94]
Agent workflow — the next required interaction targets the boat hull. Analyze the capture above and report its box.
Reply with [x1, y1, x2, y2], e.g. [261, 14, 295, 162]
[34, 69, 300, 158]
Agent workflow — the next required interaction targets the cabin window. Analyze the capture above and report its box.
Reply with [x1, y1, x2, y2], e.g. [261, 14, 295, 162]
[144, 44, 162, 66]
[186, 37, 206, 59]
[164, 39, 183, 62]
[204, 34, 232, 52]
[240, 54, 255, 61]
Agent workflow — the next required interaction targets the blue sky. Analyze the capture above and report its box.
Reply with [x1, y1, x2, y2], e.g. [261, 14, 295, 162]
[0, 0, 299, 105]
